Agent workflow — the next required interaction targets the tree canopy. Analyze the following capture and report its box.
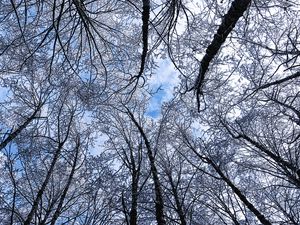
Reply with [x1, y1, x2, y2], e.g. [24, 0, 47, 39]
[0, 0, 300, 224]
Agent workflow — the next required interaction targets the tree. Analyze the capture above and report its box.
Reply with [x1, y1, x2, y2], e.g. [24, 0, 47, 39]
[1, 0, 300, 224]
[99, 106, 146, 225]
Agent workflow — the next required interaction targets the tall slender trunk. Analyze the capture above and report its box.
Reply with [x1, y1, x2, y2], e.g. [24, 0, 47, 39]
[49, 138, 80, 225]
[207, 158, 272, 225]
[39, 199, 59, 225]
[167, 173, 186, 225]
[238, 134, 300, 186]
[0, 106, 40, 151]
[222, 120, 300, 186]
[184, 137, 272, 225]
[8, 160, 17, 224]
[129, 168, 139, 225]
[122, 137, 141, 225]
[24, 103, 74, 225]
[24, 142, 64, 225]
[136, 0, 150, 80]
[126, 108, 166, 225]
[193, 0, 251, 110]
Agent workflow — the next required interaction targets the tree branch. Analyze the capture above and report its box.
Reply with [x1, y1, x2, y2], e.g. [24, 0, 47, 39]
[193, 0, 251, 111]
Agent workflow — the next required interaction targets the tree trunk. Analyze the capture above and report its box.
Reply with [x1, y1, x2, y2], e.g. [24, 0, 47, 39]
[24, 142, 63, 225]
[49, 138, 80, 225]
[193, 0, 251, 110]
[0, 106, 40, 151]
[167, 172, 186, 225]
[126, 108, 166, 225]
[208, 159, 272, 225]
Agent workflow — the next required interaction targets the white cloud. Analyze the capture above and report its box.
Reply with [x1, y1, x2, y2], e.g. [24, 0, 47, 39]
[147, 59, 179, 117]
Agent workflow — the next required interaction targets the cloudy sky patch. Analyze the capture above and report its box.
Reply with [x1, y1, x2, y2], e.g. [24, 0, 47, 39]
[147, 59, 179, 118]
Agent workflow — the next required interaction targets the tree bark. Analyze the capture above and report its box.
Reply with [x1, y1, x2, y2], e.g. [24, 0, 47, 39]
[183, 137, 272, 225]
[167, 171, 186, 225]
[24, 109, 73, 225]
[208, 159, 272, 225]
[49, 137, 81, 225]
[137, 0, 150, 80]
[193, 0, 251, 110]
[24, 142, 64, 225]
[0, 106, 40, 151]
[126, 108, 166, 225]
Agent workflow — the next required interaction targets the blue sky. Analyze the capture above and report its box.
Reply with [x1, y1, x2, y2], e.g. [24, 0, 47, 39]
[0, 86, 9, 101]
[0, 59, 179, 156]
[146, 59, 179, 118]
